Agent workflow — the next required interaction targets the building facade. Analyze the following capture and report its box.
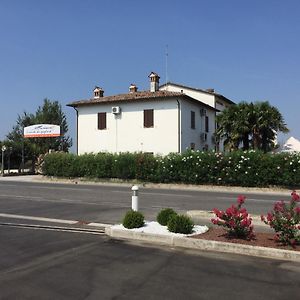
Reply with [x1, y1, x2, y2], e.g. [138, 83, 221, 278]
[68, 72, 234, 155]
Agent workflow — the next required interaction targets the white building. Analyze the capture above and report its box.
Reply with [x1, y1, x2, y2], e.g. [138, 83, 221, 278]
[67, 72, 234, 155]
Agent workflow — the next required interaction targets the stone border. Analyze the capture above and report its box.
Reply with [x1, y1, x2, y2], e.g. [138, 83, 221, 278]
[105, 227, 300, 262]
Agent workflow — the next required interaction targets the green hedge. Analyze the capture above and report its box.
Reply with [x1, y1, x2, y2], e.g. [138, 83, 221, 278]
[42, 150, 300, 187]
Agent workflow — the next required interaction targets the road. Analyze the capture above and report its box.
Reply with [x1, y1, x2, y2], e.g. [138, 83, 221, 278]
[0, 179, 299, 299]
[0, 225, 299, 300]
[0, 180, 292, 225]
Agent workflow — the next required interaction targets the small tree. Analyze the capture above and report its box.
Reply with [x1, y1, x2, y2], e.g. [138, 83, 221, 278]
[5, 99, 72, 171]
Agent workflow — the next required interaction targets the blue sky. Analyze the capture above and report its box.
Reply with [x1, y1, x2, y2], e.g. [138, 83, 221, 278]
[1, 0, 299, 150]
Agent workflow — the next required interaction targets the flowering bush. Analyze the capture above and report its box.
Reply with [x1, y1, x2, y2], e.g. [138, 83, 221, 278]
[43, 150, 300, 187]
[211, 195, 254, 239]
[261, 191, 300, 247]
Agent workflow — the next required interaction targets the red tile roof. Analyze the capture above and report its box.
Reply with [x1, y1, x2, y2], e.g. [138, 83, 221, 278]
[67, 90, 218, 111]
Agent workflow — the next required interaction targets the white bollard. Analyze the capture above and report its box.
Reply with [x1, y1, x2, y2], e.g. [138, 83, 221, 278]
[131, 185, 139, 211]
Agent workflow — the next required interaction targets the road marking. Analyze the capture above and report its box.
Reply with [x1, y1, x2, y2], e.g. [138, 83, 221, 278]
[217, 196, 273, 203]
[0, 213, 77, 224]
[0, 213, 111, 229]
[0, 194, 129, 207]
[112, 190, 193, 198]
[0, 183, 92, 192]
[0, 222, 106, 235]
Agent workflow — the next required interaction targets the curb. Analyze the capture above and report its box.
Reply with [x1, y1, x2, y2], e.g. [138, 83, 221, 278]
[105, 227, 300, 262]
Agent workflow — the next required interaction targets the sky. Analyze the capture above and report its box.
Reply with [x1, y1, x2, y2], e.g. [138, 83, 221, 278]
[1, 0, 299, 151]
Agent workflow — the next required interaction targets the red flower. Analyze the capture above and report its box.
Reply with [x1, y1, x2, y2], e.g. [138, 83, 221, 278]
[261, 215, 265, 222]
[237, 195, 246, 205]
[291, 191, 300, 202]
[295, 207, 300, 215]
[267, 212, 274, 222]
[211, 218, 219, 225]
[274, 201, 285, 212]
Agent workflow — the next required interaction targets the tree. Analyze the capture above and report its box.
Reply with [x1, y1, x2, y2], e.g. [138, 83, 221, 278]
[5, 99, 72, 170]
[216, 101, 288, 152]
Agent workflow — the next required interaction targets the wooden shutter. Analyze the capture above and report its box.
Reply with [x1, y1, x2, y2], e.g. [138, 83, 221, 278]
[191, 111, 195, 129]
[98, 112, 106, 130]
[205, 115, 209, 132]
[144, 109, 154, 128]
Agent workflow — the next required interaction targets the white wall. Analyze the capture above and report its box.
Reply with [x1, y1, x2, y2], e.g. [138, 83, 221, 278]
[77, 99, 180, 155]
[180, 100, 216, 151]
[160, 84, 215, 107]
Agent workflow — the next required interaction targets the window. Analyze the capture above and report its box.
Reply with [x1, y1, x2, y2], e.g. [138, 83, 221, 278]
[191, 111, 195, 129]
[98, 112, 106, 130]
[205, 116, 209, 133]
[144, 109, 154, 128]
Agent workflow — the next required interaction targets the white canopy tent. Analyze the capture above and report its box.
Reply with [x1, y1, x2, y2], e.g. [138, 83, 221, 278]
[280, 137, 300, 153]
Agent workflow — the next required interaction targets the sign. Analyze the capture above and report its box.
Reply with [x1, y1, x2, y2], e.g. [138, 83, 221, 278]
[24, 124, 61, 138]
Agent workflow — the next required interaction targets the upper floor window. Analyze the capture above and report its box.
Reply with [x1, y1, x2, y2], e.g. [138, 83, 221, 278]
[144, 109, 154, 128]
[191, 111, 195, 129]
[98, 112, 106, 130]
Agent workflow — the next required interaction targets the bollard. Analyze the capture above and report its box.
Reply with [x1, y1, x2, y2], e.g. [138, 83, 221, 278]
[131, 185, 139, 211]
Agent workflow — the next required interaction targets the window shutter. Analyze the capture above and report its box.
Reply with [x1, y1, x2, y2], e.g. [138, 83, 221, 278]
[191, 111, 195, 129]
[98, 112, 106, 130]
[144, 109, 154, 128]
[205, 116, 209, 132]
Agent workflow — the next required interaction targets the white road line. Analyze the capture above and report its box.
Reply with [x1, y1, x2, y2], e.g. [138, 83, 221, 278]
[217, 196, 273, 203]
[0, 183, 92, 192]
[0, 223, 106, 235]
[112, 190, 193, 198]
[0, 213, 77, 224]
[0, 194, 128, 207]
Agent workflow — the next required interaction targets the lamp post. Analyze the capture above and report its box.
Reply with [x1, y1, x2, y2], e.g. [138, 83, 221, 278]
[1, 145, 7, 176]
[8, 146, 12, 174]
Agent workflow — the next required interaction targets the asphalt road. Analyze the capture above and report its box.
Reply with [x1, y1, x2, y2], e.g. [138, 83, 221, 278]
[0, 225, 299, 300]
[0, 180, 292, 225]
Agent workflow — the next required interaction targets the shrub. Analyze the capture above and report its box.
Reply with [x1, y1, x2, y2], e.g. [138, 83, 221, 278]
[42, 150, 300, 188]
[261, 191, 300, 247]
[211, 195, 254, 239]
[156, 208, 177, 226]
[167, 214, 194, 234]
[122, 210, 145, 229]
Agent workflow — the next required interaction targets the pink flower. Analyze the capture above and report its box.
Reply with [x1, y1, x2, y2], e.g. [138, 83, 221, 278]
[211, 218, 219, 225]
[291, 191, 300, 202]
[274, 201, 285, 212]
[267, 212, 274, 222]
[295, 207, 300, 215]
[237, 195, 246, 205]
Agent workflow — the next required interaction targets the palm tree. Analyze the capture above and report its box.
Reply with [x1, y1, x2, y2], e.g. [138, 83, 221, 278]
[250, 101, 289, 152]
[216, 101, 288, 152]
[216, 102, 251, 151]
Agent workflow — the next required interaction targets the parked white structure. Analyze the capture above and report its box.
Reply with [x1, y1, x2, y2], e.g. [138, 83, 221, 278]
[68, 72, 234, 155]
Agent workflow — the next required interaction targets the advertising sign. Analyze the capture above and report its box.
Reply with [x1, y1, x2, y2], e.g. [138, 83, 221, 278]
[24, 124, 61, 138]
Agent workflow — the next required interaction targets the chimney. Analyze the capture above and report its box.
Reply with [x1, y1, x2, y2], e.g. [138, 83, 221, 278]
[148, 72, 160, 92]
[129, 83, 138, 93]
[206, 88, 215, 93]
[93, 86, 104, 99]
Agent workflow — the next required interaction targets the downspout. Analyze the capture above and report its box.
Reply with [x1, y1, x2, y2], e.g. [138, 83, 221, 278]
[176, 99, 181, 153]
[73, 107, 79, 155]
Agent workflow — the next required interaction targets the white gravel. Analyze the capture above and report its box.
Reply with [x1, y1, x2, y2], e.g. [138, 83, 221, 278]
[111, 221, 209, 237]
